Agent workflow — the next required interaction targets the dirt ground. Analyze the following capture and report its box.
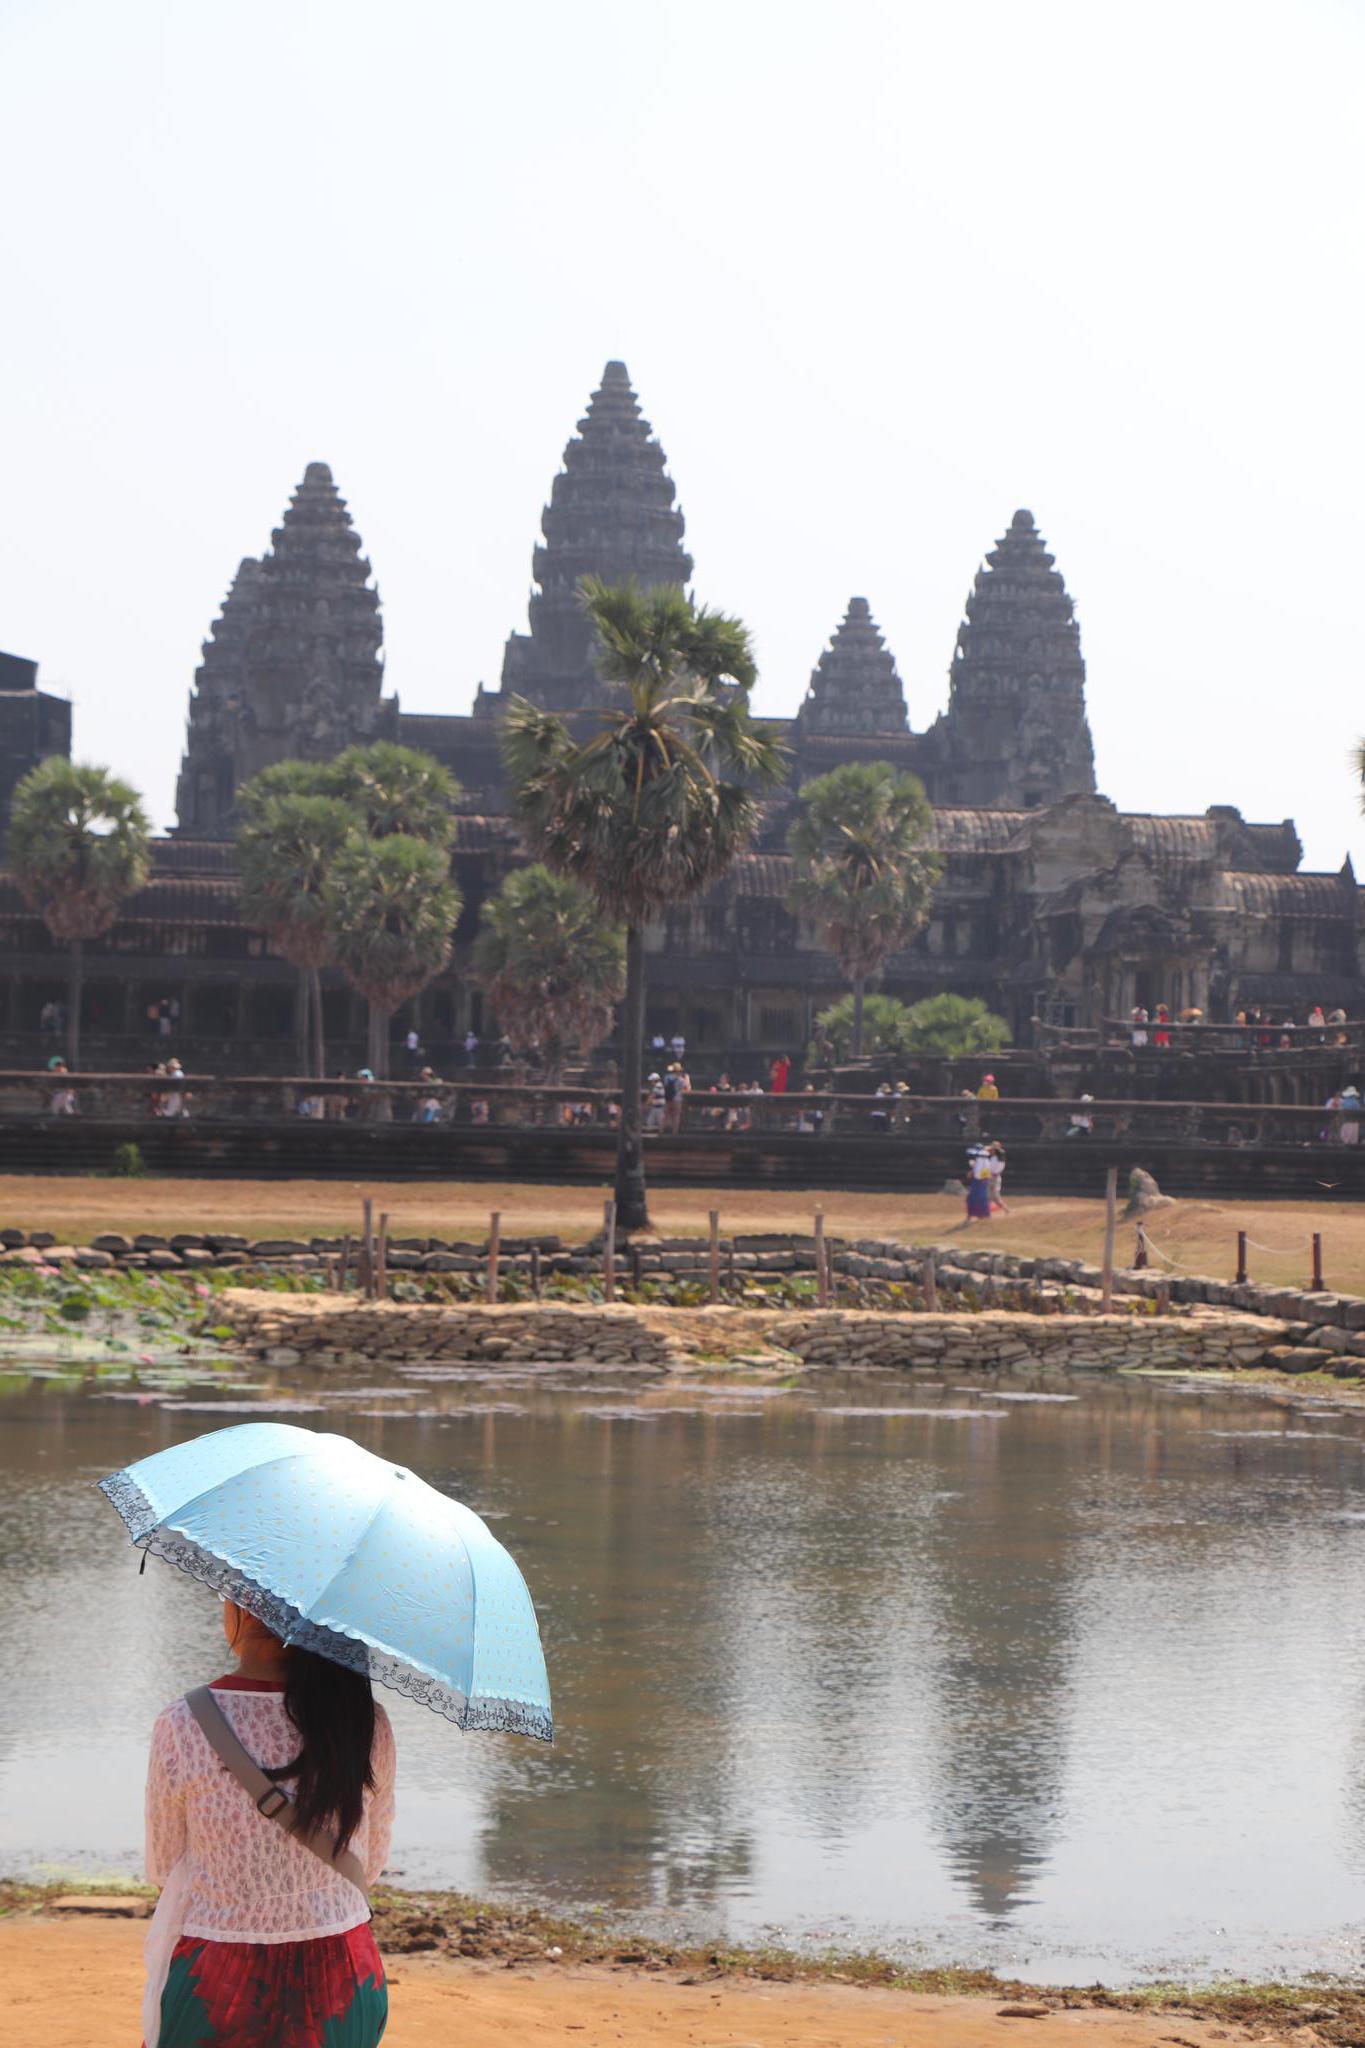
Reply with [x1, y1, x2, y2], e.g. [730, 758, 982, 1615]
[0, 1915, 1277, 2048]
[0, 1175, 1351, 1294]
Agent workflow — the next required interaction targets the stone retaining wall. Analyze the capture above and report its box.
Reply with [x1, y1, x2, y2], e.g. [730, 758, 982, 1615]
[225, 1293, 1323, 1377]
[226, 1297, 690, 1370]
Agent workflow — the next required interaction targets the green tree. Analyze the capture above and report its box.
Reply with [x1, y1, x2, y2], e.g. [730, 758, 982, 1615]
[812, 992, 917, 1062]
[237, 745, 462, 1076]
[326, 742, 460, 841]
[502, 577, 786, 1229]
[238, 790, 353, 1076]
[7, 759, 151, 1069]
[900, 991, 1010, 1059]
[326, 834, 463, 1075]
[472, 865, 626, 1080]
[787, 760, 940, 1057]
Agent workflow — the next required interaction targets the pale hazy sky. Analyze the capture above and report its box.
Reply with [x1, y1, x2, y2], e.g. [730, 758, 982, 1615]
[3, 0, 1363, 865]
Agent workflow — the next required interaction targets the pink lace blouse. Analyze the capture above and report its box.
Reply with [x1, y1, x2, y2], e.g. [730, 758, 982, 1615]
[144, 1676, 396, 1944]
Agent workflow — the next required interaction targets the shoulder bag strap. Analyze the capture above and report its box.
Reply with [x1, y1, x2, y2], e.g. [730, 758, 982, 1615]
[185, 1686, 369, 1896]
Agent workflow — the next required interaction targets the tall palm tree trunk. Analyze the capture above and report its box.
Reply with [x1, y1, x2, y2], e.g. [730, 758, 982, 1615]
[852, 973, 866, 1059]
[67, 938, 83, 1070]
[367, 999, 387, 1078]
[311, 967, 326, 1081]
[295, 967, 311, 1077]
[615, 926, 649, 1232]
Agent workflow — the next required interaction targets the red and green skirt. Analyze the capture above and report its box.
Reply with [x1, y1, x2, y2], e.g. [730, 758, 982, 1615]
[150, 1924, 386, 2047]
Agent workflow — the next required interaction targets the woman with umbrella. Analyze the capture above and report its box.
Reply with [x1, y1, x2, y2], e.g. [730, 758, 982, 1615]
[143, 1599, 395, 2046]
[101, 1420, 552, 2048]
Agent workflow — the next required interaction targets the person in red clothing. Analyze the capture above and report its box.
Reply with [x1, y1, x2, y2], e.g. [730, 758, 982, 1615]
[1153, 1003, 1171, 1049]
[141, 1601, 394, 2048]
[769, 1053, 791, 1094]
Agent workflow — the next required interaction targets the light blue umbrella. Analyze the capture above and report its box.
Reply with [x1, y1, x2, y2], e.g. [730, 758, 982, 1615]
[99, 1421, 552, 1740]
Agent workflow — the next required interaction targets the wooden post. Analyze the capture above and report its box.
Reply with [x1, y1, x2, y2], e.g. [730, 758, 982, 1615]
[922, 1249, 938, 1313]
[1155, 1279, 1170, 1314]
[339, 1234, 352, 1294]
[1235, 1229, 1248, 1285]
[376, 1212, 389, 1300]
[1311, 1232, 1324, 1293]
[1101, 1165, 1118, 1312]
[531, 1245, 542, 1300]
[708, 1208, 720, 1305]
[486, 1210, 501, 1304]
[814, 1210, 828, 1308]
[602, 1200, 617, 1301]
[631, 1243, 642, 1293]
[1135, 1225, 1148, 1271]
[361, 1198, 374, 1301]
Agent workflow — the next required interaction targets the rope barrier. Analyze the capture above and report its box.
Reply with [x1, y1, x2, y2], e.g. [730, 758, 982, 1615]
[1242, 1234, 1315, 1256]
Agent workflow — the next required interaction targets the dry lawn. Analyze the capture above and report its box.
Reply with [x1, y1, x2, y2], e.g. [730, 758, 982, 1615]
[0, 1174, 1352, 1293]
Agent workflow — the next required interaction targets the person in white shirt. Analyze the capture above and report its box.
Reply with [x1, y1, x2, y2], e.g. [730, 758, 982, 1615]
[141, 1599, 395, 2048]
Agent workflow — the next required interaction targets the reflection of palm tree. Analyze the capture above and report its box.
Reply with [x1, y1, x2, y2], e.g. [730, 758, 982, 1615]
[912, 1414, 1082, 1922]
[464, 1408, 757, 1912]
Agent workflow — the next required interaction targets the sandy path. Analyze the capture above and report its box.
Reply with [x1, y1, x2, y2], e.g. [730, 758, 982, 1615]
[0, 1916, 1270, 2048]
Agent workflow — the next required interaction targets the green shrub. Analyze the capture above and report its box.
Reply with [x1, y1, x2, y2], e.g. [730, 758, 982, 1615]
[107, 1142, 147, 1179]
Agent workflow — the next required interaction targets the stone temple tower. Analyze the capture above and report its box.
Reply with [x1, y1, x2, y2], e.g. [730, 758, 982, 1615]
[796, 597, 910, 737]
[494, 361, 694, 713]
[930, 510, 1096, 809]
[174, 463, 395, 835]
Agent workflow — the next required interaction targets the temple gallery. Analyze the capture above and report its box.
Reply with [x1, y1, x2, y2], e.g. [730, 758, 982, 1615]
[1, 362, 1353, 1071]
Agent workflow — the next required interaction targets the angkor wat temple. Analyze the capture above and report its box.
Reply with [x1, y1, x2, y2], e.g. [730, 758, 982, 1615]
[1, 360, 1357, 1070]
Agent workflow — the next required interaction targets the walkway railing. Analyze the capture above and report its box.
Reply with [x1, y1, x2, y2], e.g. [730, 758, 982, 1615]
[1037, 1017, 1365, 1055]
[3, 1072, 1361, 1148]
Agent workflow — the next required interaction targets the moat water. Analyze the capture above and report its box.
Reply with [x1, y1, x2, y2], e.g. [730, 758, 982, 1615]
[4, 1354, 1365, 1984]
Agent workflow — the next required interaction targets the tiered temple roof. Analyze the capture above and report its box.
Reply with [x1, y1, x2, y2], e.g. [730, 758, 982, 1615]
[929, 508, 1096, 810]
[796, 597, 909, 737]
[173, 463, 394, 834]
[493, 361, 693, 713]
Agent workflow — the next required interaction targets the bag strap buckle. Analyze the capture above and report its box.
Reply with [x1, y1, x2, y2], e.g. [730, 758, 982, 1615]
[256, 1784, 290, 1819]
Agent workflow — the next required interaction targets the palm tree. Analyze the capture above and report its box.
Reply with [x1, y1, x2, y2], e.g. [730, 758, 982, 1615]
[326, 742, 460, 842]
[236, 746, 461, 1075]
[238, 789, 353, 1076]
[326, 834, 463, 1076]
[787, 760, 940, 1057]
[7, 759, 151, 1069]
[472, 865, 626, 1079]
[502, 577, 787, 1230]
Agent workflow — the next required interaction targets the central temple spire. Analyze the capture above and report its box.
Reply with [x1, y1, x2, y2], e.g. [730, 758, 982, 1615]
[495, 361, 694, 713]
[929, 509, 1096, 809]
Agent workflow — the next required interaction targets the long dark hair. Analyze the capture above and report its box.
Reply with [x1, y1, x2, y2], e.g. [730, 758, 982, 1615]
[274, 1648, 376, 1850]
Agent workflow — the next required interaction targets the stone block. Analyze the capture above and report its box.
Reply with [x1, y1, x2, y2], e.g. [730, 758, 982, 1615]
[1265, 1344, 1331, 1372]
[133, 1235, 168, 1251]
[1299, 1295, 1345, 1326]
[74, 1248, 114, 1269]
[205, 1234, 249, 1253]
[1340, 1299, 1365, 1331]
[92, 1233, 132, 1254]
[178, 1247, 215, 1267]
[146, 1249, 181, 1269]
[249, 1239, 310, 1257]
[170, 1234, 207, 1251]
[0, 1228, 26, 1247]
